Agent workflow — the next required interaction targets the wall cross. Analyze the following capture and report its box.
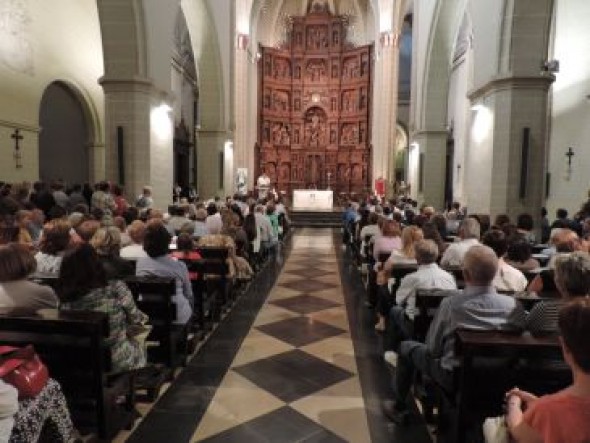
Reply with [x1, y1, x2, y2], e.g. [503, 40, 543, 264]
[11, 129, 24, 169]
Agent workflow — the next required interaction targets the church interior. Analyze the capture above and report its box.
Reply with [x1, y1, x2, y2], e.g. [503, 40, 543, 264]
[1, 0, 590, 442]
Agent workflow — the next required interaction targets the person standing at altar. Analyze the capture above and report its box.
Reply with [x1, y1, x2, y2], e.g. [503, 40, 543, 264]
[257, 169, 271, 200]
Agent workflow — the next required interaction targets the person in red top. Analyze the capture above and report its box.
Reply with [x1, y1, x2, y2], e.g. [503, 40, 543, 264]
[507, 298, 590, 443]
[170, 233, 201, 280]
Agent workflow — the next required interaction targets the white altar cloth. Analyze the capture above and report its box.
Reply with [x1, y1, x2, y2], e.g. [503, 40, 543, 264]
[292, 190, 333, 211]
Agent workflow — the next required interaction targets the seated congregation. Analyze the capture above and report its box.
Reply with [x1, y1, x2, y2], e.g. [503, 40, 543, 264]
[0, 180, 289, 441]
[343, 198, 590, 442]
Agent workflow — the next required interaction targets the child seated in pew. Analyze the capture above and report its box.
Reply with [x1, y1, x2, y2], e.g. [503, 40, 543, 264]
[507, 298, 590, 443]
[57, 244, 149, 373]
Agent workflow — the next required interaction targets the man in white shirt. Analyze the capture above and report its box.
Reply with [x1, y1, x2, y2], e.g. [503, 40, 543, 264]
[136, 186, 154, 210]
[257, 170, 271, 200]
[384, 240, 457, 365]
[120, 220, 148, 260]
[255, 204, 273, 255]
[359, 212, 380, 257]
[482, 229, 527, 292]
[205, 203, 223, 235]
[440, 217, 481, 267]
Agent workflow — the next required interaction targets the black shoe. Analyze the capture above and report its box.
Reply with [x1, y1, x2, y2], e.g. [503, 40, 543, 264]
[382, 400, 413, 426]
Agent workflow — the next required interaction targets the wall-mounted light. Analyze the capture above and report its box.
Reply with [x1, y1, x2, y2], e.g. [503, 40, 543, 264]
[471, 104, 492, 144]
[224, 140, 234, 159]
[151, 103, 172, 140]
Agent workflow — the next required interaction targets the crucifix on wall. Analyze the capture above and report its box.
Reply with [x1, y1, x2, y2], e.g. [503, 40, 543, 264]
[565, 146, 575, 179]
[11, 129, 23, 169]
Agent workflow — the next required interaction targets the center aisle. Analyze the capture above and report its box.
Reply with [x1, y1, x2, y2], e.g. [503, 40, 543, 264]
[193, 229, 371, 442]
[124, 227, 432, 442]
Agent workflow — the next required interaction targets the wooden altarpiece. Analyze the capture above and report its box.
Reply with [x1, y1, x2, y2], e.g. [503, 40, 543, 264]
[256, 5, 373, 197]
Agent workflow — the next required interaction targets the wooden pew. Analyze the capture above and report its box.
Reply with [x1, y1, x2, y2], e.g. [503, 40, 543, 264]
[29, 272, 59, 289]
[441, 266, 464, 288]
[176, 258, 219, 325]
[452, 329, 571, 442]
[0, 308, 135, 440]
[197, 246, 233, 313]
[124, 276, 189, 368]
[531, 244, 549, 254]
[413, 289, 545, 342]
[413, 289, 458, 342]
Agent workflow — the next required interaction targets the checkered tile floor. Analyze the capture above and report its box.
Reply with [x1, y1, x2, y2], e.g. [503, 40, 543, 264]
[192, 231, 371, 442]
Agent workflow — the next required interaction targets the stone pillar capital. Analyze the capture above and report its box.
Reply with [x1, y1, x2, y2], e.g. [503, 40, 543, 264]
[468, 73, 555, 102]
[98, 75, 153, 93]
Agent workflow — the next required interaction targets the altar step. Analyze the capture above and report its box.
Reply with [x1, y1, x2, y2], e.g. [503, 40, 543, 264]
[290, 210, 342, 228]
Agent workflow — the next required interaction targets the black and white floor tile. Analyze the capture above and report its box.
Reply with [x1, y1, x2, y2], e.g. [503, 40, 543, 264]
[120, 228, 432, 443]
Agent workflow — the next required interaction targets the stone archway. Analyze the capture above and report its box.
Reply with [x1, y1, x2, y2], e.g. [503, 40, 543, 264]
[38, 81, 97, 185]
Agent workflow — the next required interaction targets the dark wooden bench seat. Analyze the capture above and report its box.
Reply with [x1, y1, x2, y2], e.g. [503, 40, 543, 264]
[451, 329, 571, 442]
[124, 276, 189, 368]
[197, 246, 234, 314]
[0, 308, 135, 440]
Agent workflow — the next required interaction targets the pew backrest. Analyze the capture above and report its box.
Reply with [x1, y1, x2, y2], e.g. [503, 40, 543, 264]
[124, 276, 182, 367]
[451, 329, 571, 443]
[0, 308, 118, 438]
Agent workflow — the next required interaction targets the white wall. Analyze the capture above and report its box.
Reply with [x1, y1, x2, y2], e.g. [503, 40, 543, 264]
[465, 98, 494, 213]
[0, 0, 104, 183]
[547, 0, 590, 216]
[447, 52, 472, 204]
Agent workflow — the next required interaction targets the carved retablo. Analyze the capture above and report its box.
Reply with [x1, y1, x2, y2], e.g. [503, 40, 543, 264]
[257, 7, 372, 196]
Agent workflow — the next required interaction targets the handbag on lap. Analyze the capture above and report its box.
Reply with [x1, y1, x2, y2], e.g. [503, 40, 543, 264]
[0, 345, 49, 399]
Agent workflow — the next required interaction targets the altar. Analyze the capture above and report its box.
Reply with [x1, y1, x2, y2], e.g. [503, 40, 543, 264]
[292, 190, 333, 211]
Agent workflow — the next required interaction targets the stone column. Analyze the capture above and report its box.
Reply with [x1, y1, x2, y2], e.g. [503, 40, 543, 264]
[197, 130, 227, 199]
[99, 76, 174, 209]
[371, 31, 400, 195]
[463, 0, 554, 219]
[411, 130, 447, 207]
[233, 33, 250, 194]
[468, 75, 554, 219]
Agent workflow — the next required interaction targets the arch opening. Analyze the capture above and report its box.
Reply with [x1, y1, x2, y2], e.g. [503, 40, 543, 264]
[38, 81, 93, 185]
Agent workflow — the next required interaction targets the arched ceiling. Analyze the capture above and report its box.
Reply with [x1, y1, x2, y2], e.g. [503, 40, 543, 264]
[250, 0, 379, 48]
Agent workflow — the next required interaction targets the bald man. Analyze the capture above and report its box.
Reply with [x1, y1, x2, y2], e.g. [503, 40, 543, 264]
[383, 245, 526, 425]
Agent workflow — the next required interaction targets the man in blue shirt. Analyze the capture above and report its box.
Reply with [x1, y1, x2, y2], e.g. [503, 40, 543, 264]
[342, 203, 357, 226]
[383, 245, 526, 424]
